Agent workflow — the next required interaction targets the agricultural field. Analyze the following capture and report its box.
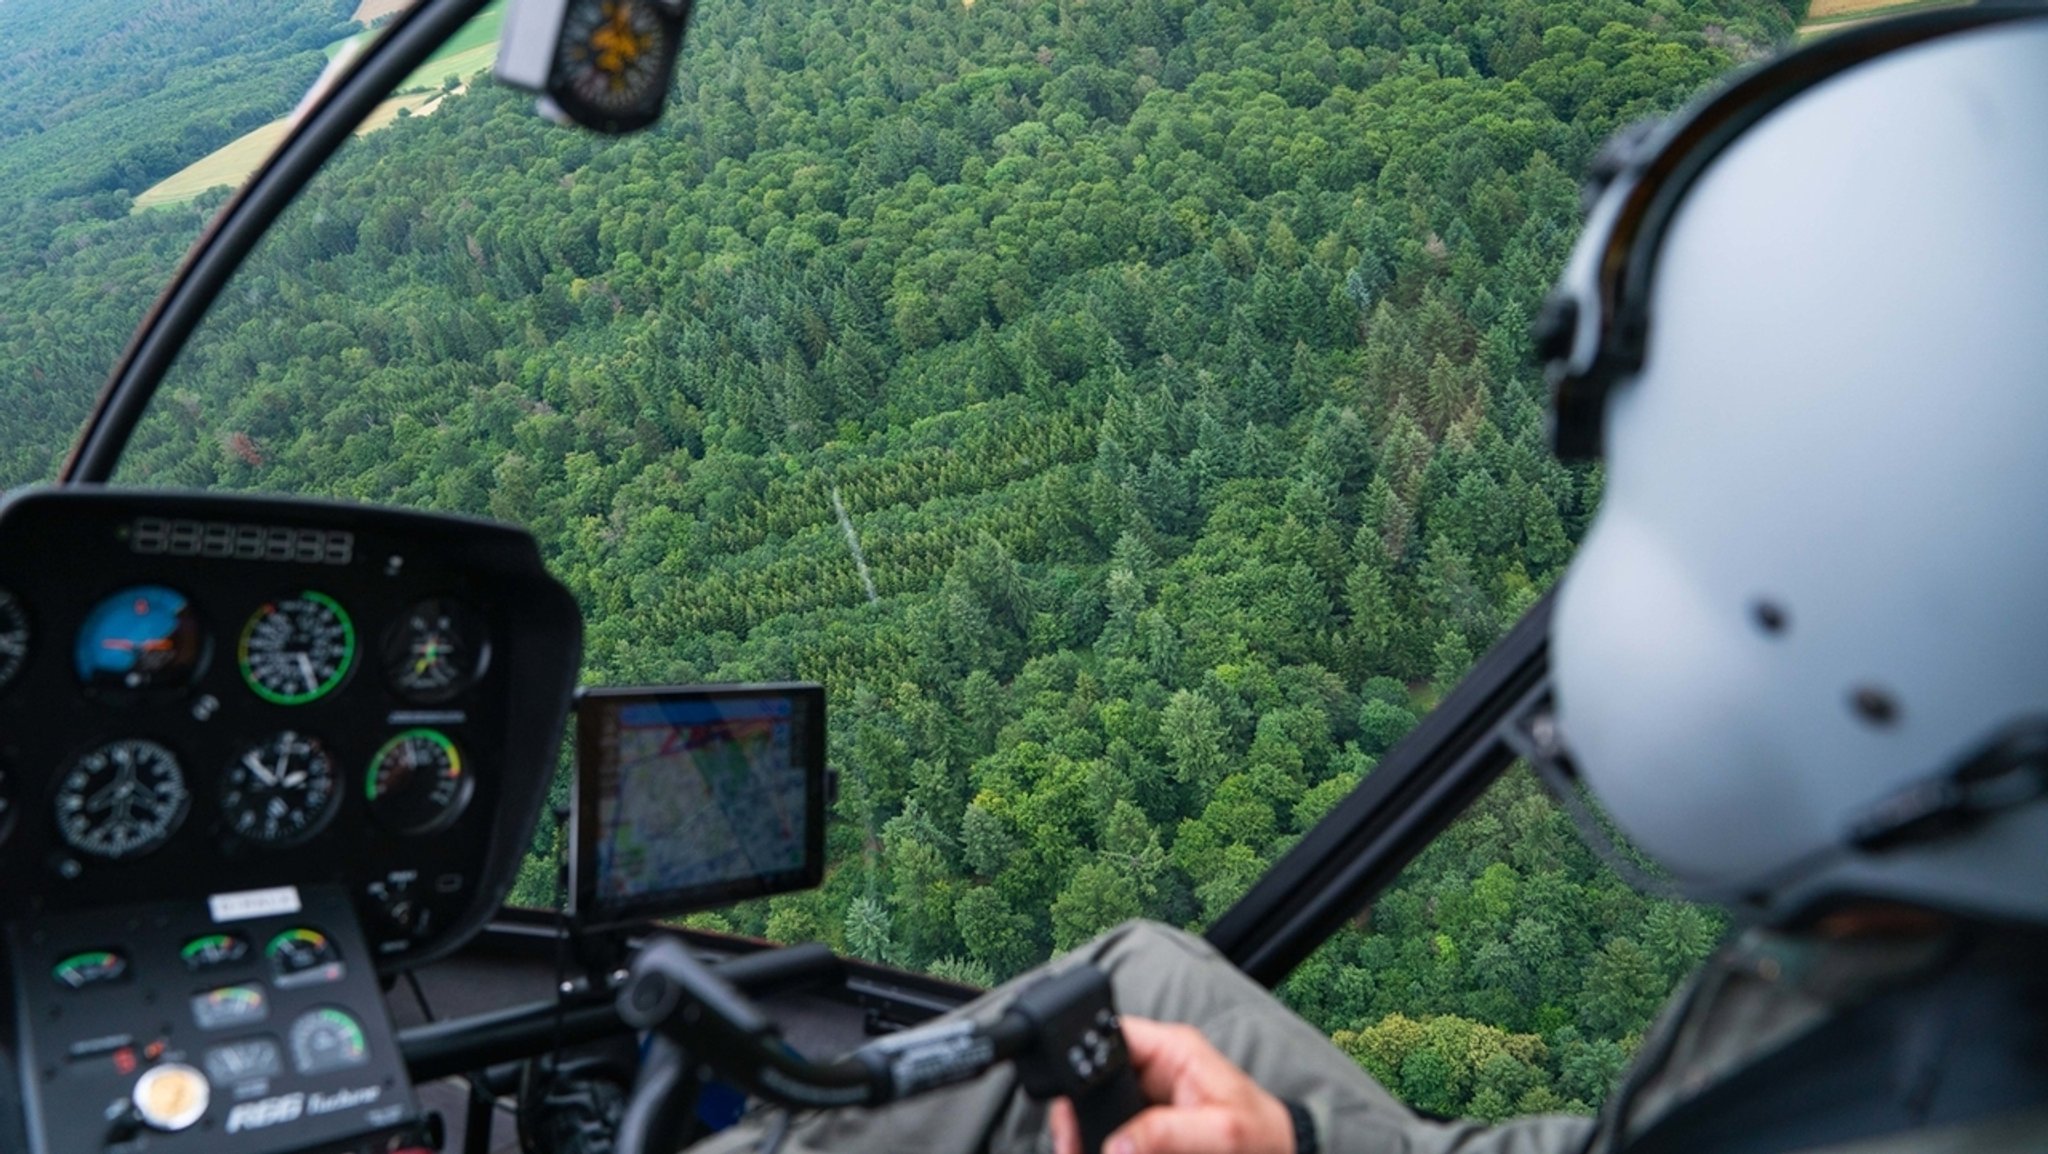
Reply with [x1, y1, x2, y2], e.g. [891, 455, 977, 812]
[131, 119, 294, 211]
[353, 0, 415, 23]
[1798, 0, 1961, 36]
[136, 1, 503, 211]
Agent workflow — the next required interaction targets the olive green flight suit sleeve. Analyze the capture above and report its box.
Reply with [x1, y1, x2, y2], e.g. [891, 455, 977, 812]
[686, 920, 1593, 1154]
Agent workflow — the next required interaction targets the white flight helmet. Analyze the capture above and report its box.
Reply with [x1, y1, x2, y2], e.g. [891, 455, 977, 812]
[1538, 8, 2048, 925]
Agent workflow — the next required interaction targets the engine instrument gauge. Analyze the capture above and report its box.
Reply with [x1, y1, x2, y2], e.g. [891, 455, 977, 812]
[74, 586, 206, 693]
[267, 927, 345, 989]
[382, 598, 490, 704]
[205, 1038, 283, 1085]
[239, 592, 356, 705]
[221, 730, 340, 846]
[180, 932, 250, 971]
[51, 949, 128, 989]
[366, 728, 470, 835]
[0, 587, 28, 692]
[54, 739, 190, 859]
[190, 983, 268, 1030]
[289, 1007, 370, 1075]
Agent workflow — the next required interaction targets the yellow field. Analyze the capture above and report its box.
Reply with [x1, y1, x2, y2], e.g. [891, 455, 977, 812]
[132, 119, 294, 211]
[395, 40, 498, 94]
[356, 88, 456, 134]
[352, 0, 414, 25]
[135, 21, 499, 213]
[1800, 0, 1958, 32]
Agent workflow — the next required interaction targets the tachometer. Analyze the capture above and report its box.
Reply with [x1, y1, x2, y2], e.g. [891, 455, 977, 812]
[221, 731, 340, 846]
[54, 739, 190, 859]
[74, 586, 207, 693]
[0, 587, 29, 693]
[366, 728, 470, 835]
[382, 598, 490, 704]
[239, 592, 356, 705]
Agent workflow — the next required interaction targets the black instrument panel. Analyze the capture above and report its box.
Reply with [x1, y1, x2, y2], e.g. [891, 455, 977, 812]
[0, 487, 582, 974]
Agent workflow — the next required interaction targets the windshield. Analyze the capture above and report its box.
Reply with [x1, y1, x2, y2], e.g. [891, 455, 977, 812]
[1, 0, 1930, 1117]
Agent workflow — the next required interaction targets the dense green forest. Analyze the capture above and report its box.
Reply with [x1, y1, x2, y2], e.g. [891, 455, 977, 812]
[0, 0, 1801, 1120]
[0, 0, 358, 480]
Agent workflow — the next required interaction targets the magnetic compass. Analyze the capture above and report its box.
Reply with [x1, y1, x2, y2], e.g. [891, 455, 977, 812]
[550, 0, 690, 133]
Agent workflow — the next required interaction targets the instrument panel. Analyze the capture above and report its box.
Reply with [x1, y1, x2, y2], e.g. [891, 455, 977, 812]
[0, 487, 582, 972]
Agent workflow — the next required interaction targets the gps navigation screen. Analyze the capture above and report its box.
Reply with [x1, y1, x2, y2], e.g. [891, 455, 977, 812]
[575, 684, 825, 922]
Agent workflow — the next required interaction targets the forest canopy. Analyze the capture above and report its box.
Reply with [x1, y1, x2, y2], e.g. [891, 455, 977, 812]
[0, 0, 1801, 1119]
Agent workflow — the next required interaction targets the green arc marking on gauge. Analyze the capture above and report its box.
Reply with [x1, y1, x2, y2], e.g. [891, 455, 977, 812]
[181, 934, 236, 962]
[53, 950, 126, 987]
[239, 590, 356, 706]
[365, 728, 462, 800]
[57, 950, 118, 969]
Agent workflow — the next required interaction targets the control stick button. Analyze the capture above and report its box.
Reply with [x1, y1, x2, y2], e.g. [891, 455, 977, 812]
[132, 1062, 209, 1131]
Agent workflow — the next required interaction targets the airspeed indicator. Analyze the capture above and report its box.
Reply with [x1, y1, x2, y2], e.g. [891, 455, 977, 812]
[239, 593, 355, 705]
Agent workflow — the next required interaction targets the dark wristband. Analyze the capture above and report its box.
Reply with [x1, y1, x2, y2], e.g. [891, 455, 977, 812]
[1281, 1098, 1318, 1154]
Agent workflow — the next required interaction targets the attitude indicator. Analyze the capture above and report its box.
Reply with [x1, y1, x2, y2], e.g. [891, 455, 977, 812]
[74, 586, 206, 693]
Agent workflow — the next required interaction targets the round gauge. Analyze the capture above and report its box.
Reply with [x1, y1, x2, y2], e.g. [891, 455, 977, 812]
[289, 1007, 370, 1075]
[51, 949, 128, 989]
[267, 927, 345, 989]
[556, 0, 676, 120]
[180, 932, 250, 972]
[220, 730, 340, 847]
[0, 760, 15, 848]
[239, 592, 356, 705]
[366, 728, 470, 835]
[54, 739, 190, 860]
[74, 586, 207, 693]
[381, 598, 490, 704]
[0, 588, 28, 693]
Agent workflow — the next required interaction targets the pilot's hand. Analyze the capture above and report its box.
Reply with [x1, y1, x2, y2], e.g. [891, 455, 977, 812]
[1048, 1017, 1295, 1154]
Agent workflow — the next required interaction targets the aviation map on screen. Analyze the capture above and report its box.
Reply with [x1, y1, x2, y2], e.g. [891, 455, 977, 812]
[574, 684, 825, 923]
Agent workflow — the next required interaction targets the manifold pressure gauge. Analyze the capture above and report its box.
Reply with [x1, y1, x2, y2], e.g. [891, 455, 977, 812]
[495, 0, 694, 134]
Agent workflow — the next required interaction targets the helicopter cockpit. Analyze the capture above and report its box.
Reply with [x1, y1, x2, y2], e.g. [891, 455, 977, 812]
[0, 0, 1864, 1148]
